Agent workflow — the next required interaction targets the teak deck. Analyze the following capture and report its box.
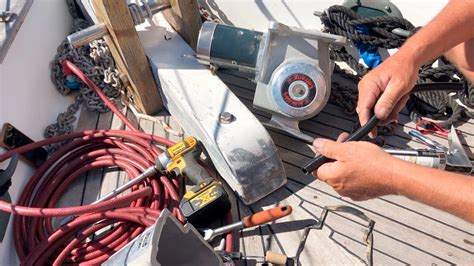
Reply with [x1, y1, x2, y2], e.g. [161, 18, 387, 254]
[62, 70, 474, 265]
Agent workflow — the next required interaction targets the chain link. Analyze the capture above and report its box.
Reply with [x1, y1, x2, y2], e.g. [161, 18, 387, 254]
[44, 0, 123, 153]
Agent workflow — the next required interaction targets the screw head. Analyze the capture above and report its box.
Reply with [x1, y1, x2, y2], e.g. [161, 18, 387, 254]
[384, 6, 392, 13]
[219, 112, 235, 124]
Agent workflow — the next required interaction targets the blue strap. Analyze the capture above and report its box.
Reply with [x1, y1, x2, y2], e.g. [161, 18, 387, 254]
[354, 26, 382, 69]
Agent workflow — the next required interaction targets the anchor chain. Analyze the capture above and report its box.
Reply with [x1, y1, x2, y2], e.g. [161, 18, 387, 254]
[45, 0, 123, 152]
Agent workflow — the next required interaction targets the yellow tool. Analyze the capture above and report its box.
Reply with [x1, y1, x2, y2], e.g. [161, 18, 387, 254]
[156, 137, 231, 227]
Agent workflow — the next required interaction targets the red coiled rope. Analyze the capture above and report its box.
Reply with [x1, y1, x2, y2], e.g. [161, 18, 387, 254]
[0, 60, 232, 265]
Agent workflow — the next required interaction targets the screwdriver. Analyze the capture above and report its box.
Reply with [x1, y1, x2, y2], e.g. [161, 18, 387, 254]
[200, 205, 292, 242]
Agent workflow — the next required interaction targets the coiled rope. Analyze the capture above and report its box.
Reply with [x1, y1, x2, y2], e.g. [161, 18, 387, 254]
[321, 5, 473, 128]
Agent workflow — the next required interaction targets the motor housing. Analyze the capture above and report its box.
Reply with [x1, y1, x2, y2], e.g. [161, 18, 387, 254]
[196, 21, 345, 142]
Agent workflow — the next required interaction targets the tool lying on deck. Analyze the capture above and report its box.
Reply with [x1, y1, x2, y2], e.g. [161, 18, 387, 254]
[302, 83, 465, 174]
[385, 148, 447, 170]
[201, 205, 293, 242]
[410, 127, 472, 171]
[196, 21, 346, 143]
[264, 206, 375, 265]
[156, 136, 231, 227]
[91, 136, 231, 227]
[415, 120, 451, 138]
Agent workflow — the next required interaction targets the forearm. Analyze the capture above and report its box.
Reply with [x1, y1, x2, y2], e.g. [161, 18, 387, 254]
[397, 0, 474, 67]
[391, 159, 474, 223]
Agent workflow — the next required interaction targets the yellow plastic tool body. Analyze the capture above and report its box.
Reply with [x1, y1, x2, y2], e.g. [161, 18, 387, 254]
[164, 136, 198, 175]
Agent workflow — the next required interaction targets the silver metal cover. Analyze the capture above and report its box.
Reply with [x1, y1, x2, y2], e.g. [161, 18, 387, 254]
[269, 60, 328, 119]
[196, 21, 217, 63]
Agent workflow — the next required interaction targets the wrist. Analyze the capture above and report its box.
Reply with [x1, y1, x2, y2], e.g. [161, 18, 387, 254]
[383, 157, 407, 196]
[392, 46, 424, 69]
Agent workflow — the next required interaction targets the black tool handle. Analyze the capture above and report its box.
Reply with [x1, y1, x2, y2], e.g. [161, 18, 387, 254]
[302, 116, 380, 174]
[301, 82, 464, 175]
[182, 148, 212, 185]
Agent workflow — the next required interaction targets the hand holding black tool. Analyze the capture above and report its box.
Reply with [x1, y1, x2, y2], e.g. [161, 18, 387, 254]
[302, 83, 464, 175]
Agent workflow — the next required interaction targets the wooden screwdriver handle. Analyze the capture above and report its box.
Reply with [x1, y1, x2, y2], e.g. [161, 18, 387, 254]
[242, 205, 293, 228]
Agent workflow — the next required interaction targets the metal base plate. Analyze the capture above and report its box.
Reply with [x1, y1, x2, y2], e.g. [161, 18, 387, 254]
[264, 115, 315, 144]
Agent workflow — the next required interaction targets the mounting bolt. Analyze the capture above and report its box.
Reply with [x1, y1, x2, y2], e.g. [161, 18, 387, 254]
[0, 12, 16, 23]
[219, 112, 235, 124]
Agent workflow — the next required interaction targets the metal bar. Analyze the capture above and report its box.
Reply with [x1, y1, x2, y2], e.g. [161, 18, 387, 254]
[211, 221, 244, 237]
[67, 23, 108, 48]
[93, 166, 158, 204]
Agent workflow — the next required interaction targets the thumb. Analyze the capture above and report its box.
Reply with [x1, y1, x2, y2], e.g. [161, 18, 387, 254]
[313, 138, 346, 160]
[374, 81, 406, 120]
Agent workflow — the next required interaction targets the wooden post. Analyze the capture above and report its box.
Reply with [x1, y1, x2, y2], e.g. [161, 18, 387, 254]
[92, 0, 163, 115]
[162, 0, 202, 50]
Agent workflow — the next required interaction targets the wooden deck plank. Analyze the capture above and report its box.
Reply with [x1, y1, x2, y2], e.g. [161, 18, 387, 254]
[250, 186, 364, 265]
[284, 181, 461, 265]
[91, 104, 128, 237]
[54, 108, 99, 229]
[97, 103, 127, 200]
[81, 111, 114, 206]
[114, 107, 140, 197]
[237, 199, 267, 263]
[285, 178, 473, 265]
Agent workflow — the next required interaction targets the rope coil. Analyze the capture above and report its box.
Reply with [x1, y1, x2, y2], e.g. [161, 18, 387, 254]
[321, 5, 473, 128]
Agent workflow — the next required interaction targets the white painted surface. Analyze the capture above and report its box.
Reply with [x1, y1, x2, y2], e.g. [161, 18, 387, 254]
[198, 0, 447, 31]
[0, 1, 72, 264]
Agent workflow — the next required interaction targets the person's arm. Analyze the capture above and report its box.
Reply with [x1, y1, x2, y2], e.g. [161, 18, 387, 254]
[357, 0, 474, 137]
[391, 154, 474, 222]
[312, 137, 474, 223]
[399, 0, 474, 67]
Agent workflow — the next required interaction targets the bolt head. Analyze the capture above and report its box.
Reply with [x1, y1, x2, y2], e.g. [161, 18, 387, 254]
[219, 112, 235, 123]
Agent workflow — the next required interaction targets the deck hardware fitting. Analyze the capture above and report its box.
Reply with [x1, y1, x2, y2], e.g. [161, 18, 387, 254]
[0, 11, 15, 22]
[219, 112, 235, 124]
[295, 206, 375, 266]
[67, 2, 171, 48]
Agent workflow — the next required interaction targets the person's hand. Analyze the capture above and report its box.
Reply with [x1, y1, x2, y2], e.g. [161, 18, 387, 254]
[357, 53, 420, 137]
[312, 134, 400, 201]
